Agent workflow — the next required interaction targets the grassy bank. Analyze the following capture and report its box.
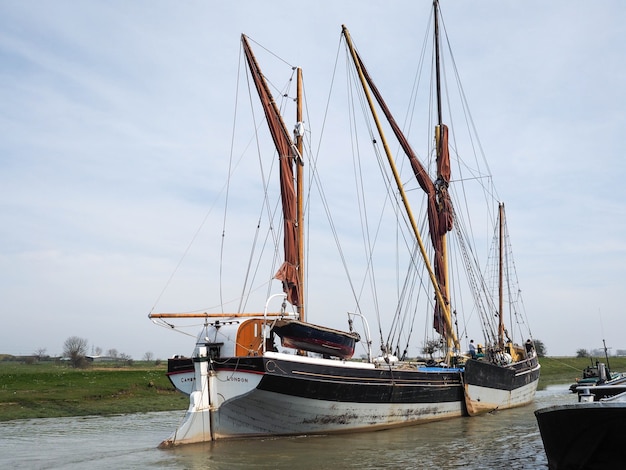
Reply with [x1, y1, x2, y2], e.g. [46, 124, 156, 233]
[2, 356, 626, 422]
[0, 361, 188, 422]
[537, 356, 626, 388]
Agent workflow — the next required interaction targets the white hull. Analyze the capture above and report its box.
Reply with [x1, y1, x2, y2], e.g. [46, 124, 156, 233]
[464, 377, 539, 415]
[463, 358, 541, 416]
[215, 389, 463, 439]
[162, 386, 464, 446]
[159, 331, 540, 445]
[167, 371, 195, 396]
[159, 349, 466, 446]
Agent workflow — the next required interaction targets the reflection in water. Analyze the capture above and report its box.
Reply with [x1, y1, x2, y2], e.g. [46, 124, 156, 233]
[0, 385, 571, 469]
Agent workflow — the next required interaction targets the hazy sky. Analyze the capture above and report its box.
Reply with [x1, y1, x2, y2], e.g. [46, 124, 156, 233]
[2, 1, 626, 359]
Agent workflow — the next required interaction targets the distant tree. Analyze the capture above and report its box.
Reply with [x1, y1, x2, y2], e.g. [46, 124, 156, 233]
[63, 336, 89, 368]
[143, 351, 154, 362]
[576, 348, 590, 358]
[589, 348, 613, 358]
[119, 353, 133, 366]
[107, 348, 118, 359]
[34, 348, 47, 361]
[421, 339, 442, 360]
[94, 346, 103, 356]
[533, 339, 546, 357]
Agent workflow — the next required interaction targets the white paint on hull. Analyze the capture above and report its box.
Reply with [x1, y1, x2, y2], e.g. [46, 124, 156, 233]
[465, 377, 539, 415]
[160, 351, 466, 444]
[263, 351, 377, 369]
[213, 369, 264, 406]
[167, 371, 195, 396]
[161, 386, 464, 445]
[213, 388, 464, 439]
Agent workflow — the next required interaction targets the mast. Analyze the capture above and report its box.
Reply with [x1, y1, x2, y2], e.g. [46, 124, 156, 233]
[434, 0, 443, 127]
[432, 0, 454, 352]
[295, 68, 305, 321]
[434, 0, 448, 304]
[341, 25, 460, 355]
[498, 203, 505, 349]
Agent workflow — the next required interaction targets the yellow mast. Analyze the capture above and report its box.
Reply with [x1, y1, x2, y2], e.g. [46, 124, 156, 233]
[341, 25, 460, 355]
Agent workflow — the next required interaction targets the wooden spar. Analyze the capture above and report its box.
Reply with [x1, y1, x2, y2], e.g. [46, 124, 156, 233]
[434, 0, 443, 127]
[296, 67, 305, 322]
[498, 203, 505, 349]
[433, 1, 453, 352]
[149, 312, 288, 319]
[435, 125, 451, 348]
[341, 25, 459, 353]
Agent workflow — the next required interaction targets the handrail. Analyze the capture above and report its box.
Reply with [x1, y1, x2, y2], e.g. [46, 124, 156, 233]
[348, 311, 372, 362]
[263, 293, 289, 353]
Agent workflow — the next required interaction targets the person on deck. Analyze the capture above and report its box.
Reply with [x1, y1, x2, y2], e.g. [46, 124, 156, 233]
[469, 340, 477, 359]
[525, 339, 534, 355]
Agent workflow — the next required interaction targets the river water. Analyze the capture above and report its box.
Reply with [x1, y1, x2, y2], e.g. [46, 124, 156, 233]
[0, 384, 573, 469]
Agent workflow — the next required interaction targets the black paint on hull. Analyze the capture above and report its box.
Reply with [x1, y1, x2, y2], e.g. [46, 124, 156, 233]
[213, 356, 464, 405]
[535, 402, 626, 470]
[464, 356, 540, 391]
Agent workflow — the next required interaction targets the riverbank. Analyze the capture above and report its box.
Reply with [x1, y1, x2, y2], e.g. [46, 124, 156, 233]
[0, 360, 187, 421]
[536, 355, 626, 387]
[2, 356, 625, 422]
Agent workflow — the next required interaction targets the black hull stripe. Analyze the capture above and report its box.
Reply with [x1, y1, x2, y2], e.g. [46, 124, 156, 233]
[214, 357, 463, 404]
[210, 355, 540, 402]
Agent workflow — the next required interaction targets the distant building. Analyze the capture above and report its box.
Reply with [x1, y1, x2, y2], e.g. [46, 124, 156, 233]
[85, 355, 118, 363]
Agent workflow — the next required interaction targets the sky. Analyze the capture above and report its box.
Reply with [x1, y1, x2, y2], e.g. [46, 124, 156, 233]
[2, 0, 626, 360]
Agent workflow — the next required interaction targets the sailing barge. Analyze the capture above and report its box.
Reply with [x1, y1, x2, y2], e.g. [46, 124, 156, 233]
[150, 1, 539, 445]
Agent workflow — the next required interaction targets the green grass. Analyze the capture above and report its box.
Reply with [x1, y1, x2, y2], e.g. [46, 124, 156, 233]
[538, 356, 626, 388]
[0, 361, 188, 421]
[2, 356, 626, 422]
